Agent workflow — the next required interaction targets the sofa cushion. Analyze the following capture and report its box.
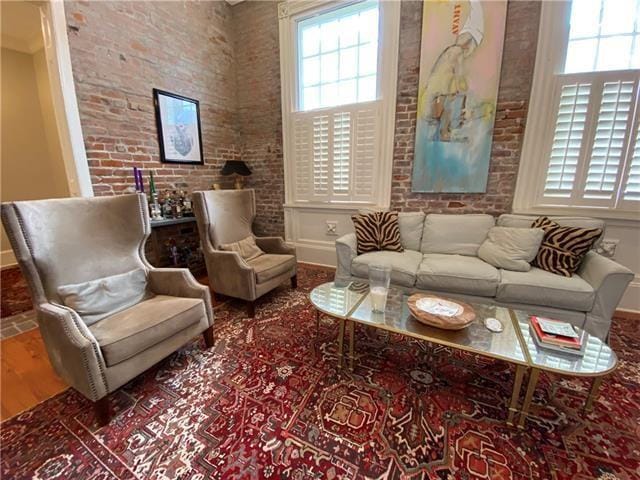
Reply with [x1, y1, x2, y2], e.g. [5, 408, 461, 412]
[497, 214, 605, 247]
[90, 295, 204, 366]
[421, 214, 495, 256]
[58, 268, 149, 326]
[248, 254, 296, 283]
[398, 212, 426, 251]
[352, 250, 423, 287]
[497, 268, 595, 311]
[416, 254, 500, 296]
[478, 226, 544, 272]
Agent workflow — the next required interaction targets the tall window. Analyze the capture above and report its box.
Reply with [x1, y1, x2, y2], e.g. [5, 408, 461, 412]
[519, 0, 640, 215]
[280, 0, 398, 206]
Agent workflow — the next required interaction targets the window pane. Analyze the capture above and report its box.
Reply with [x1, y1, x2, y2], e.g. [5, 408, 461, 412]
[569, 0, 601, 39]
[321, 52, 339, 83]
[359, 8, 379, 44]
[565, 39, 597, 73]
[321, 82, 339, 107]
[358, 76, 376, 102]
[597, 36, 634, 70]
[632, 38, 640, 68]
[338, 79, 357, 104]
[359, 43, 378, 76]
[302, 25, 320, 57]
[302, 56, 320, 87]
[339, 14, 359, 48]
[320, 20, 338, 53]
[340, 47, 357, 79]
[601, 0, 635, 35]
[303, 87, 319, 110]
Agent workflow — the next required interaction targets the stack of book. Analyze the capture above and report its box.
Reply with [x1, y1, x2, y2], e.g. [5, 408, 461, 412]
[529, 316, 585, 357]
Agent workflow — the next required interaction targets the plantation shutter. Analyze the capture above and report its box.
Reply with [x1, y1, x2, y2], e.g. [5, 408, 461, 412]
[621, 123, 640, 202]
[540, 72, 640, 208]
[291, 101, 380, 203]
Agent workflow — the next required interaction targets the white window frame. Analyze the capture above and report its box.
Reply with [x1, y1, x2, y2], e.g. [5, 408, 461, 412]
[278, 0, 400, 210]
[513, 0, 640, 221]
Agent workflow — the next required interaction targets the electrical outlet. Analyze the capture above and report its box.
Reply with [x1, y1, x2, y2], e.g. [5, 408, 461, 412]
[596, 238, 619, 259]
[326, 221, 338, 236]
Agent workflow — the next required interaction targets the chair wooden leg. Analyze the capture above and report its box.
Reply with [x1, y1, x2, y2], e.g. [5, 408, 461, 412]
[203, 325, 214, 348]
[247, 301, 255, 318]
[291, 274, 298, 289]
[210, 289, 217, 306]
[94, 397, 110, 426]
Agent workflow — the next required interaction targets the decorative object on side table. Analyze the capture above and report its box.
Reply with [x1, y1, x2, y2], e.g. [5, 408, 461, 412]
[153, 88, 204, 165]
[148, 171, 163, 220]
[407, 293, 476, 330]
[221, 160, 252, 189]
[368, 264, 391, 313]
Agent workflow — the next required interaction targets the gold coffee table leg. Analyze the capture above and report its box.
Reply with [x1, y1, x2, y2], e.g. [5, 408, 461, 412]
[348, 321, 355, 372]
[337, 318, 345, 369]
[507, 364, 526, 426]
[585, 376, 603, 413]
[518, 368, 540, 429]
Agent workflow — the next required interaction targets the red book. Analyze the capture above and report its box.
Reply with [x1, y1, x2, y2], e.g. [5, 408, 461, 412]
[530, 316, 582, 349]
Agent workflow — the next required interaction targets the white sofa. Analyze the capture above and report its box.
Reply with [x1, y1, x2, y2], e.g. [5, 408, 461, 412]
[335, 213, 634, 340]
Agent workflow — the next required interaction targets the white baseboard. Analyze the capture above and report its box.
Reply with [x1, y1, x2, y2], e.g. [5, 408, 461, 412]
[294, 242, 336, 267]
[1, 249, 17, 269]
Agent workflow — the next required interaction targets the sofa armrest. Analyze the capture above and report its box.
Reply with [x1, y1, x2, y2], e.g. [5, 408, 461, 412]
[36, 302, 109, 401]
[148, 268, 213, 326]
[203, 249, 257, 301]
[255, 236, 296, 256]
[579, 251, 634, 339]
[336, 233, 358, 282]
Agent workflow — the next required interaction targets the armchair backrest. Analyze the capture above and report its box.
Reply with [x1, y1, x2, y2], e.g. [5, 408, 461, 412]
[192, 189, 256, 249]
[1, 194, 150, 305]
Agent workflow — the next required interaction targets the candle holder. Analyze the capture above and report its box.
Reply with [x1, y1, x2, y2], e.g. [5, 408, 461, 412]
[369, 264, 391, 313]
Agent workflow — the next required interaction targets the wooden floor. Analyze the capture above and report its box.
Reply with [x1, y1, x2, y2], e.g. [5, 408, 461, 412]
[0, 328, 67, 421]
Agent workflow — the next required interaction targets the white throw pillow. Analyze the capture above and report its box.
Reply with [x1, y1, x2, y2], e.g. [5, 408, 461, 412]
[478, 227, 544, 272]
[57, 268, 149, 325]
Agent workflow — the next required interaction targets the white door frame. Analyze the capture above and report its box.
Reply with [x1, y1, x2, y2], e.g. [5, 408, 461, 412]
[39, 0, 93, 197]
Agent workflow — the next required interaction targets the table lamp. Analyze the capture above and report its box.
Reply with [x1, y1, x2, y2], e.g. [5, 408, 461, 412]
[221, 160, 252, 189]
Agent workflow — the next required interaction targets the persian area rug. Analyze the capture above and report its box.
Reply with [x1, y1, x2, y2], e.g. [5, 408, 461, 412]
[1, 265, 639, 479]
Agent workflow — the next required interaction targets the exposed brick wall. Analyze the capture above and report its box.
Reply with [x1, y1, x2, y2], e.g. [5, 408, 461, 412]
[232, 1, 284, 237]
[391, 0, 541, 214]
[65, 1, 240, 196]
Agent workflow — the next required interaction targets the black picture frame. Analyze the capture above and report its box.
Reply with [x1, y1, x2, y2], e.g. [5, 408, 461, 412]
[153, 88, 204, 165]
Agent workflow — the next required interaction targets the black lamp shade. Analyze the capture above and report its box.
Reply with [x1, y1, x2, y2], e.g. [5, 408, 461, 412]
[221, 160, 252, 176]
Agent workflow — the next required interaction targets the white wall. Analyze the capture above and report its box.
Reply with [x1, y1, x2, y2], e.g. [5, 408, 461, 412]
[604, 221, 640, 312]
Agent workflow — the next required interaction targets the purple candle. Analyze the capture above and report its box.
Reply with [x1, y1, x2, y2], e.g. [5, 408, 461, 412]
[138, 169, 145, 193]
[133, 167, 140, 191]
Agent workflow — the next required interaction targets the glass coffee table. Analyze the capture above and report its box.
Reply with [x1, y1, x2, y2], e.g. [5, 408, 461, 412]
[309, 282, 618, 427]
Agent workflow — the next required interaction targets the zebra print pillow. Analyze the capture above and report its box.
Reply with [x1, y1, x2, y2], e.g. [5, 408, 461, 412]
[352, 212, 404, 255]
[531, 216, 602, 277]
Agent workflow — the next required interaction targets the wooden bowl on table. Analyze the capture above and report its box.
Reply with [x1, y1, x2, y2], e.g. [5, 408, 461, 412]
[407, 294, 476, 330]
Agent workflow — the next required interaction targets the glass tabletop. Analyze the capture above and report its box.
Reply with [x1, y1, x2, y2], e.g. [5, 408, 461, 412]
[512, 311, 618, 376]
[348, 289, 528, 366]
[309, 282, 368, 319]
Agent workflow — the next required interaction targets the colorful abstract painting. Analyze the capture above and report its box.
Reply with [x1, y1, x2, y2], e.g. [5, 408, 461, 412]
[412, 0, 507, 193]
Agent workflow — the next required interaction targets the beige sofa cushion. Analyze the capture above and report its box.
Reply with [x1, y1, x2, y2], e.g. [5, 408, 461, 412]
[90, 295, 204, 366]
[416, 254, 500, 296]
[352, 250, 423, 287]
[58, 268, 148, 326]
[248, 254, 296, 283]
[478, 227, 544, 272]
[497, 268, 595, 311]
[421, 214, 495, 256]
[398, 212, 426, 251]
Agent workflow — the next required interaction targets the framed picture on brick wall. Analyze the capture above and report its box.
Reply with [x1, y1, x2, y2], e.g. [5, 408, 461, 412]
[153, 88, 204, 165]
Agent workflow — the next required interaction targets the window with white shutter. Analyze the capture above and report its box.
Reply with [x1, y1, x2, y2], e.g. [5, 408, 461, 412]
[521, 0, 640, 216]
[279, 0, 398, 207]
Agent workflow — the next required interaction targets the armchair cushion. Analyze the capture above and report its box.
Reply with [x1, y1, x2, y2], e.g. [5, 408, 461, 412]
[57, 268, 149, 325]
[89, 295, 204, 367]
[220, 235, 264, 261]
[248, 254, 296, 284]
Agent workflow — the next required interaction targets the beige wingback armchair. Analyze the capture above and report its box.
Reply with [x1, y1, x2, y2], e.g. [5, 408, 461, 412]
[1, 194, 213, 424]
[193, 189, 296, 317]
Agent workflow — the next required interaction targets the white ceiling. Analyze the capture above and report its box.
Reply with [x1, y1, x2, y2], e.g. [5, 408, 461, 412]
[1, 1, 44, 54]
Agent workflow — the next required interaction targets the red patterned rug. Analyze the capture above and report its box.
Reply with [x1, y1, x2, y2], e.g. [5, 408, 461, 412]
[1, 265, 639, 479]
